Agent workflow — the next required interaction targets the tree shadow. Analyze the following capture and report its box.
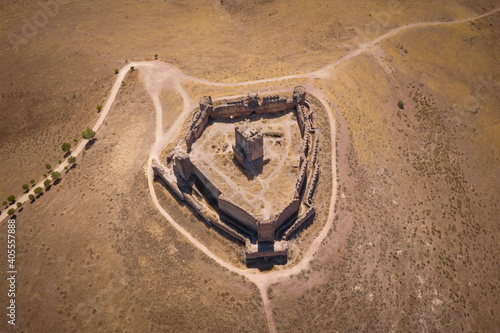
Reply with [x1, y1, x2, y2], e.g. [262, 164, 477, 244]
[64, 151, 71, 158]
[53, 178, 62, 186]
[85, 138, 96, 150]
[35, 193, 44, 199]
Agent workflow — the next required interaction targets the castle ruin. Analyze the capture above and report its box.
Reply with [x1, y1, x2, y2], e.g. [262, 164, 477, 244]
[153, 86, 321, 263]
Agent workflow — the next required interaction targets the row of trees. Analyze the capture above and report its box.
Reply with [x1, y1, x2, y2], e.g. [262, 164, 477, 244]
[3, 122, 97, 216]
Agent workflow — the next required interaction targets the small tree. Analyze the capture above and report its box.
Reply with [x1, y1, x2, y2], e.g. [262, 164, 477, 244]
[34, 187, 43, 195]
[7, 195, 15, 203]
[130, 66, 135, 72]
[82, 128, 96, 140]
[398, 100, 405, 109]
[30, 179, 35, 185]
[68, 156, 76, 164]
[73, 138, 78, 143]
[22, 184, 29, 191]
[46, 163, 52, 171]
[114, 69, 119, 74]
[154, 54, 158, 60]
[28, 194, 35, 201]
[51, 171, 61, 181]
[44, 179, 51, 188]
[7, 208, 15, 216]
[43, 173, 47, 178]
[97, 105, 102, 112]
[16, 202, 22, 208]
[61, 142, 71, 152]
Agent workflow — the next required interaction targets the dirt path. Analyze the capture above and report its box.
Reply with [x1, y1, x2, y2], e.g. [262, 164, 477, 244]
[2, 8, 499, 332]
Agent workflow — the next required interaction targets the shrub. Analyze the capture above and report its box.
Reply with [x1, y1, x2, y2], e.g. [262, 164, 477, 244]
[7, 195, 15, 202]
[51, 171, 61, 180]
[43, 173, 47, 177]
[154, 54, 158, 59]
[130, 66, 134, 72]
[114, 69, 119, 74]
[30, 179, 35, 184]
[82, 128, 96, 140]
[44, 179, 51, 188]
[28, 194, 35, 201]
[97, 105, 102, 112]
[398, 100, 405, 109]
[22, 184, 29, 191]
[2, 201, 7, 206]
[7, 208, 15, 216]
[46, 163, 52, 170]
[16, 202, 22, 208]
[61, 142, 71, 152]
[73, 138, 78, 142]
[34, 187, 43, 195]
[68, 156, 76, 164]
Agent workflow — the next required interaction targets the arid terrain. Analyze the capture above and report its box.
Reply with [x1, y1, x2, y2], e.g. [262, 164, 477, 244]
[1, 1, 499, 332]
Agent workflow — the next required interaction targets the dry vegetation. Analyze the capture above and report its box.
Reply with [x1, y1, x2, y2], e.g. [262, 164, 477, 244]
[0, 0, 498, 332]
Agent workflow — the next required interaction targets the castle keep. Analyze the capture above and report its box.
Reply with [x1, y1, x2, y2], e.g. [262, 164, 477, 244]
[153, 86, 321, 262]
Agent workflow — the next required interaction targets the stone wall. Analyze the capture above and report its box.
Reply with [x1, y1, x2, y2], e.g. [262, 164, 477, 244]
[191, 164, 221, 199]
[273, 198, 300, 230]
[258, 222, 275, 242]
[152, 163, 185, 200]
[218, 196, 259, 231]
[284, 206, 316, 239]
[306, 163, 321, 206]
[295, 160, 308, 198]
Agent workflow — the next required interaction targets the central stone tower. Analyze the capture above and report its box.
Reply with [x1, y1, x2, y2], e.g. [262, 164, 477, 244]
[233, 120, 264, 168]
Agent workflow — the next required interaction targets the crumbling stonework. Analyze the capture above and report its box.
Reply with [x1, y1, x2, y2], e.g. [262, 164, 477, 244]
[234, 120, 264, 165]
[155, 86, 322, 262]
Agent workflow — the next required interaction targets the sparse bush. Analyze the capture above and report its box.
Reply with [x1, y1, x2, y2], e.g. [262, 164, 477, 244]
[73, 138, 78, 143]
[28, 194, 35, 201]
[43, 173, 47, 178]
[7, 208, 15, 216]
[34, 187, 43, 195]
[68, 156, 76, 164]
[51, 171, 61, 180]
[2, 201, 7, 206]
[130, 66, 134, 72]
[154, 54, 158, 60]
[96, 105, 102, 112]
[45, 163, 52, 170]
[398, 100, 405, 109]
[7, 195, 15, 203]
[82, 128, 96, 140]
[114, 69, 119, 74]
[44, 179, 51, 188]
[16, 202, 22, 208]
[22, 184, 29, 191]
[30, 179, 35, 184]
[61, 142, 71, 152]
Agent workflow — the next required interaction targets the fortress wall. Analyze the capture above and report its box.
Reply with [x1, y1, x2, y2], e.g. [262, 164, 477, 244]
[306, 163, 321, 205]
[218, 196, 258, 231]
[296, 104, 306, 135]
[301, 131, 310, 158]
[184, 193, 203, 212]
[274, 198, 300, 230]
[258, 222, 276, 242]
[209, 100, 296, 119]
[152, 163, 185, 200]
[284, 206, 316, 239]
[311, 132, 320, 167]
[191, 164, 221, 199]
[295, 159, 309, 198]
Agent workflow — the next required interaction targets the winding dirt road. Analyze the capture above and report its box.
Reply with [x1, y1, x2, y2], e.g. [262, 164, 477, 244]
[1, 8, 498, 332]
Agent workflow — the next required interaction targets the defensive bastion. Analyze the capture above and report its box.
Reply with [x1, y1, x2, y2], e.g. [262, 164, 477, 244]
[153, 86, 321, 262]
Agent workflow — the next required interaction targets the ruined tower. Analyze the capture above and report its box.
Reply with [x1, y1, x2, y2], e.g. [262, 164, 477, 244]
[233, 120, 264, 167]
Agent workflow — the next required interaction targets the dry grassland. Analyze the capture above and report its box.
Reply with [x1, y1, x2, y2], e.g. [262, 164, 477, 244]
[0, 0, 498, 332]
